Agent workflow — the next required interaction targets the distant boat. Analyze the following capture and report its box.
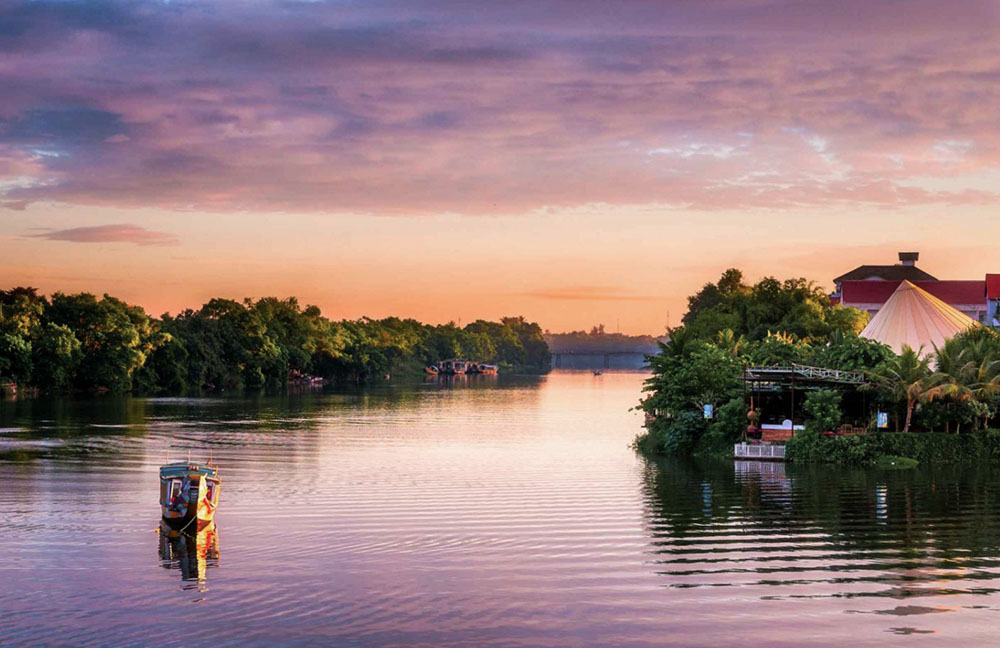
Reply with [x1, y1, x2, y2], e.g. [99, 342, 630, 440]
[476, 363, 499, 375]
[425, 365, 440, 375]
[160, 461, 221, 531]
[439, 359, 468, 375]
[593, 370, 604, 376]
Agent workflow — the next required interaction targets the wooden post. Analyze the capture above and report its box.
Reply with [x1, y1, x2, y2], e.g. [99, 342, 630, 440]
[790, 372, 796, 437]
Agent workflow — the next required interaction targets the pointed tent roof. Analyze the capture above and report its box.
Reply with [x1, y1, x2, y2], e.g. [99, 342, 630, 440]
[860, 280, 978, 356]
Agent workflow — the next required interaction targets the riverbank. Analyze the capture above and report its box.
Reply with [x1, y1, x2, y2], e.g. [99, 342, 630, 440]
[635, 424, 1000, 466]
[784, 429, 1000, 465]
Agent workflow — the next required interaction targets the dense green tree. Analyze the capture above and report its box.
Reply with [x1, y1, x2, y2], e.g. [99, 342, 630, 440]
[644, 342, 742, 418]
[680, 268, 869, 344]
[802, 390, 843, 433]
[500, 316, 550, 371]
[0, 285, 551, 393]
[0, 289, 43, 385]
[814, 333, 893, 372]
[746, 331, 814, 367]
[45, 293, 163, 393]
[30, 323, 81, 392]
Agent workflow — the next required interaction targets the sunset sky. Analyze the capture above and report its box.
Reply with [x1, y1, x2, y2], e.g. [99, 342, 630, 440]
[2, 1, 1000, 333]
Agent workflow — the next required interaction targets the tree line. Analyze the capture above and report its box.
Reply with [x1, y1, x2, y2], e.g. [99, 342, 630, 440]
[0, 287, 551, 394]
[543, 324, 665, 354]
[639, 268, 1000, 457]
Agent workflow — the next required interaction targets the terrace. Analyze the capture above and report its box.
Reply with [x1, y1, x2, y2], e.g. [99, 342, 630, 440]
[735, 364, 872, 461]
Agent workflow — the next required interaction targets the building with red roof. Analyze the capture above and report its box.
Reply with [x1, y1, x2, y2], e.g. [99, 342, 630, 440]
[833, 253, 994, 324]
[832, 252, 936, 296]
[986, 274, 1000, 325]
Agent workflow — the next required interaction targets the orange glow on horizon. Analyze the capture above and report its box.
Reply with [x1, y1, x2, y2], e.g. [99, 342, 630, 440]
[4, 204, 998, 335]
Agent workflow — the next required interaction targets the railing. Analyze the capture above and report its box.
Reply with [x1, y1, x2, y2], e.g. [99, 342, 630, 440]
[743, 364, 867, 385]
[790, 364, 866, 384]
[733, 442, 786, 461]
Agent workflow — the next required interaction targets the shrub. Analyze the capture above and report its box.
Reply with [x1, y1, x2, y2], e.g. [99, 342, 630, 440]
[802, 389, 842, 434]
[695, 397, 746, 457]
[785, 428, 825, 461]
[786, 429, 1000, 465]
[635, 411, 707, 456]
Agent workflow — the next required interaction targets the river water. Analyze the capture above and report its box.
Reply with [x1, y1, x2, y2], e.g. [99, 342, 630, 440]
[2, 372, 1000, 647]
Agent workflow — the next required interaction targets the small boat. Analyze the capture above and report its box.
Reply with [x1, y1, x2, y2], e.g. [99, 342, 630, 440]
[593, 370, 604, 376]
[477, 363, 499, 375]
[424, 365, 440, 375]
[439, 359, 468, 375]
[160, 460, 221, 531]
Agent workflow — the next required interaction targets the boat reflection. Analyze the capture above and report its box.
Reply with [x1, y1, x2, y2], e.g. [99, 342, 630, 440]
[424, 373, 500, 388]
[158, 521, 221, 591]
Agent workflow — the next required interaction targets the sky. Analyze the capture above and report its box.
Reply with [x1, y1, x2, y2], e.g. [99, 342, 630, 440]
[2, 0, 1000, 334]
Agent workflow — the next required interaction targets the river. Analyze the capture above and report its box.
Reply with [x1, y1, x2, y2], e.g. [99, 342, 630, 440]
[2, 372, 999, 647]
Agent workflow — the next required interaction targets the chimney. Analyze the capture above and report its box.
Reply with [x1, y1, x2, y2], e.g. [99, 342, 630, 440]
[899, 252, 919, 267]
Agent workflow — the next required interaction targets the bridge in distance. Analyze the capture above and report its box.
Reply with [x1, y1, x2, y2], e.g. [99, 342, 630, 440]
[550, 349, 654, 370]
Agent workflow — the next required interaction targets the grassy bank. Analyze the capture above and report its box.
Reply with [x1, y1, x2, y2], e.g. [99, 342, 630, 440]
[635, 419, 1000, 466]
[785, 430, 1000, 465]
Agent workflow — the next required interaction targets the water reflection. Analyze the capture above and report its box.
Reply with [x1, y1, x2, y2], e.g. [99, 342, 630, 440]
[158, 521, 221, 592]
[8, 373, 1000, 646]
[642, 456, 1000, 633]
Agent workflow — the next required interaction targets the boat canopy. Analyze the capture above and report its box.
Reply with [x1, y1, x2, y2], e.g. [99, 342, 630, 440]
[160, 462, 219, 479]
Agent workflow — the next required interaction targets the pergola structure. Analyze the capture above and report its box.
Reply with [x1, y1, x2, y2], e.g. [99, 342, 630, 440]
[742, 364, 870, 434]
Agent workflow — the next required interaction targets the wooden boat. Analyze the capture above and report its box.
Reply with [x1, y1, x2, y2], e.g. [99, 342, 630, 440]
[160, 460, 221, 531]
[424, 365, 440, 375]
[476, 363, 499, 375]
[439, 359, 468, 375]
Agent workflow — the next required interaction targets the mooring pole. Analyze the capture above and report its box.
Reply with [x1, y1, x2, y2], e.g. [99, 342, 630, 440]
[790, 372, 796, 437]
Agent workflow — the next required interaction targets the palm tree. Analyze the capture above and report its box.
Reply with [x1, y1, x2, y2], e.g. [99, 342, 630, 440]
[714, 328, 746, 357]
[867, 345, 931, 433]
[661, 326, 695, 359]
[925, 338, 975, 433]
[927, 336, 1000, 432]
[967, 357, 1000, 429]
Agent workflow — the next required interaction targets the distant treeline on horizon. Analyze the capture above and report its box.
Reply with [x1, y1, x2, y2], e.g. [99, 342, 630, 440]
[0, 287, 551, 395]
[544, 325, 666, 354]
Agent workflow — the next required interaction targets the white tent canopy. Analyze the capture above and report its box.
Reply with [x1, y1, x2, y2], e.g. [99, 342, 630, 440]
[859, 280, 978, 356]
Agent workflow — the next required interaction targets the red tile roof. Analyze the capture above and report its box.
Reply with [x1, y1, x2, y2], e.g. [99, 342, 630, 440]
[987, 274, 1000, 300]
[833, 265, 937, 284]
[841, 280, 985, 306]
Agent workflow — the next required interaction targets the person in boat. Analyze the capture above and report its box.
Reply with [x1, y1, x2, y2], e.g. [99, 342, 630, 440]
[169, 476, 192, 517]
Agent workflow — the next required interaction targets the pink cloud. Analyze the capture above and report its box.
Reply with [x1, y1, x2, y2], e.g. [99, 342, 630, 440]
[28, 224, 179, 246]
[1, 1, 999, 214]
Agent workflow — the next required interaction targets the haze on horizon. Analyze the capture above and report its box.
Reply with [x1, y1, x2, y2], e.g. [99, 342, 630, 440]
[2, 0, 999, 334]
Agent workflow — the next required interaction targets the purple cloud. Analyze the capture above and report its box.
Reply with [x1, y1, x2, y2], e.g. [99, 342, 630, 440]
[0, 1, 999, 214]
[28, 224, 179, 246]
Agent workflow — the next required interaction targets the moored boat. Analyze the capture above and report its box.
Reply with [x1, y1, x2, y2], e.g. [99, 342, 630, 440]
[425, 365, 440, 375]
[439, 359, 468, 375]
[160, 460, 221, 531]
[477, 363, 499, 375]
